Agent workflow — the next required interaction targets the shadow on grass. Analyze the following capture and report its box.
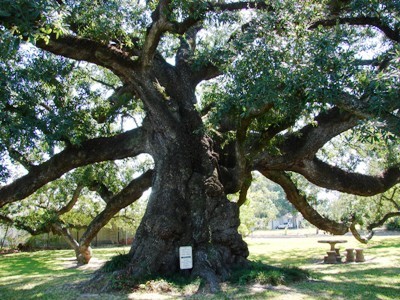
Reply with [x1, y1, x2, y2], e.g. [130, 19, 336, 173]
[296, 277, 400, 299]
[0, 251, 77, 276]
[0, 271, 93, 300]
[368, 239, 400, 249]
[252, 252, 322, 267]
[289, 265, 400, 300]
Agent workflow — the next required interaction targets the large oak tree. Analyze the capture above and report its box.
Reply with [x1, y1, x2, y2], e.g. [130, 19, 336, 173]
[1, 0, 399, 291]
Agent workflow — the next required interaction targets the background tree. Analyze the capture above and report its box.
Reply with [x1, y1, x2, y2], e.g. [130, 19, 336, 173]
[0, 0, 400, 292]
[0, 160, 151, 262]
[237, 172, 281, 234]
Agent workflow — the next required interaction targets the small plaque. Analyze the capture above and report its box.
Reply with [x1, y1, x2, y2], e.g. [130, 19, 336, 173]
[179, 246, 193, 270]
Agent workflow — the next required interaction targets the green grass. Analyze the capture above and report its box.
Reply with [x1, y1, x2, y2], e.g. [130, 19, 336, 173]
[0, 250, 87, 299]
[245, 235, 400, 299]
[0, 234, 399, 299]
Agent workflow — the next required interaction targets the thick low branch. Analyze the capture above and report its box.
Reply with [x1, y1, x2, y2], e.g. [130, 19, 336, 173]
[253, 107, 359, 169]
[310, 17, 400, 43]
[79, 169, 153, 247]
[262, 170, 350, 235]
[36, 35, 138, 79]
[335, 92, 400, 137]
[291, 157, 400, 196]
[0, 128, 148, 208]
[280, 107, 359, 160]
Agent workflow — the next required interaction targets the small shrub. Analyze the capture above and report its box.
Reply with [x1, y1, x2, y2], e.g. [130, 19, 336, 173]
[230, 261, 309, 286]
[24, 234, 69, 250]
[101, 252, 131, 273]
[386, 217, 400, 231]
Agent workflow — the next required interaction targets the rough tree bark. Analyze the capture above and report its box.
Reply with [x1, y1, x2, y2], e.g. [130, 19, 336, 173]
[121, 76, 248, 291]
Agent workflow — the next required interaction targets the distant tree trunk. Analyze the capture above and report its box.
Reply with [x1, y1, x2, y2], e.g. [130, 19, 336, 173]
[49, 223, 95, 264]
[0, 224, 10, 250]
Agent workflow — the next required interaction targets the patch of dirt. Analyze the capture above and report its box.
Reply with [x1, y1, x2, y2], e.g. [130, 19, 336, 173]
[57, 257, 106, 271]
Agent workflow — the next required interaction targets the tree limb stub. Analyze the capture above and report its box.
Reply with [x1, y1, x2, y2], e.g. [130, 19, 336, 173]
[0, 128, 148, 208]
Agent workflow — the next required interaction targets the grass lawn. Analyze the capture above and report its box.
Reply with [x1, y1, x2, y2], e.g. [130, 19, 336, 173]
[0, 230, 399, 299]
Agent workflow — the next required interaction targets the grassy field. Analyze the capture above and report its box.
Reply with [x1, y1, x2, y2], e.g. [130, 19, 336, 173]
[0, 230, 399, 299]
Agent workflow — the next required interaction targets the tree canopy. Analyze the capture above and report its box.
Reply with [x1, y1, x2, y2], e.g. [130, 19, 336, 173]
[0, 0, 400, 291]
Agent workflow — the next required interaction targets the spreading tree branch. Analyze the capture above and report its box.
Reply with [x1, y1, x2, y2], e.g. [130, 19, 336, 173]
[349, 223, 372, 244]
[335, 92, 400, 137]
[367, 212, 400, 232]
[0, 213, 48, 236]
[0, 128, 148, 208]
[237, 172, 252, 207]
[377, 187, 400, 210]
[79, 169, 153, 247]
[350, 210, 400, 244]
[140, 0, 172, 68]
[35, 36, 138, 80]
[279, 107, 359, 160]
[290, 157, 400, 196]
[253, 107, 359, 169]
[261, 170, 350, 235]
[57, 185, 84, 215]
[310, 17, 400, 43]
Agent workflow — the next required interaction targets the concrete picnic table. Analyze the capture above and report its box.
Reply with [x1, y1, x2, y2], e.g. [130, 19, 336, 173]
[318, 240, 347, 263]
[318, 239, 347, 251]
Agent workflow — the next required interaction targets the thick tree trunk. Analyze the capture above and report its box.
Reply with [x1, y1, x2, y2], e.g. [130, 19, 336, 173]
[126, 134, 248, 291]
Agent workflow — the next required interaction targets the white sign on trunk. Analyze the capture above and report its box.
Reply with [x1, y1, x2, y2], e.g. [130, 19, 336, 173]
[179, 246, 193, 270]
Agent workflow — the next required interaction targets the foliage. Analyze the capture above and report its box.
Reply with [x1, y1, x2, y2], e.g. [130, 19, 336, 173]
[24, 233, 68, 250]
[239, 171, 299, 234]
[386, 217, 400, 231]
[101, 252, 131, 273]
[0, 224, 29, 249]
